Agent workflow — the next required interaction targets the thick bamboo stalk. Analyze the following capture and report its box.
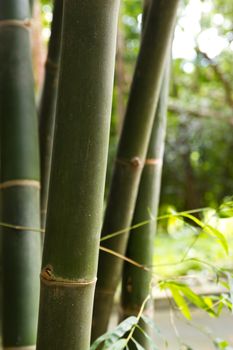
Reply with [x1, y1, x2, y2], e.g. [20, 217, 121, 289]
[36, 1, 120, 349]
[92, 0, 180, 341]
[0, 0, 41, 348]
[39, 0, 63, 231]
[121, 65, 170, 349]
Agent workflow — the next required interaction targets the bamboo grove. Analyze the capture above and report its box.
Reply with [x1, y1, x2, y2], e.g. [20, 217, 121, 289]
[0, 0, 180, 349]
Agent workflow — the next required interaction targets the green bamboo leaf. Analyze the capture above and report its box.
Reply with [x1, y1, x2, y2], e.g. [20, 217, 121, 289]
[131, 338, 145, 350]
[159, 281, 191, 319]
[214, 338, 233, 349]
[178, 284, 216, 316]
[136, 324, 159, 350]
[169, 286, 191, 319]
[203, 296, 214, 310]
[220, 294, 233, 311]
[218, 201, 233, 218]
[108, 339, 128, 350]
[90, 334, 109, 350]
[91, 317, 137, 349]
[180, 213, 228, 254]
[226, 273, 233, 310]
[206, 225, 229, 254]
[104, 317, 138, 346]
[162, 281, 217, 317]
[141, 315, 162, 335]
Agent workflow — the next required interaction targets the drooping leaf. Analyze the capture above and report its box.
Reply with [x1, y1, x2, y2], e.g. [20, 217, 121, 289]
[180, 213, 229, 254]
[170, 286, 191, 319]
[141, 315, 161, 335]
[108, 339, 128, 350]
[214, 338, 233, 349]
[226, 273, 233, 313]
[91, 317, 137, 350]
[131, 337, 145, 350]
[135, 324, 159, 350]
[160, 281, 217, 318]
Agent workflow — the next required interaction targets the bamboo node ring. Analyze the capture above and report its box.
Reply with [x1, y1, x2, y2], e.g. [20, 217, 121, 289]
[0, 179, 40, 190]
[116, 157, 143, 168]
[145, 158, 162, 166]
[41, 266, 97, 287]
[4, 347, 36, 350]
[130, 157, 142, 167]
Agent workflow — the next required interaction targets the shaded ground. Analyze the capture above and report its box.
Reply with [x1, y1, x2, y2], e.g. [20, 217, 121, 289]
[110, 302, 233, 349]
[154, 308, 233, 350]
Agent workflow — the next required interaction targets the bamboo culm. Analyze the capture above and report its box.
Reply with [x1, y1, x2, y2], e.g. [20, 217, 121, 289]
[0, 0, 41, 347]
[39, 0, 63, 232]
[36, 0, 120, 349]
[92, 0, 180, 341]
[121, 64, 170, 349]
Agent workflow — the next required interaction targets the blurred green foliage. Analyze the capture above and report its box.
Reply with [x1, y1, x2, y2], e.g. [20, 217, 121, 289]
[107, 0, 233, 212]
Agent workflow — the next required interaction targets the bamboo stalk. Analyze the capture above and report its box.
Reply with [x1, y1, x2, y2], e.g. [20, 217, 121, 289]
[121, 64, 170, 349]
[39, 0, 63, 232]
[92, 0, 180, 341]
[36, 0, 120, 349]
[0, 0, 41, 348]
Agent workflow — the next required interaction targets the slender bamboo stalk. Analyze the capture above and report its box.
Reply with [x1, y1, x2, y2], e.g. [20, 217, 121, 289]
[29, 0, 34, 15]
[31, 1, 45, 93]
[142, 0, 152, 28]
[0, 0, 41, 348]
[39, 0, 63, 232]
[92, 0, 180, 341]
[36, 1, 120, 349]
[121, 64, 170, 349]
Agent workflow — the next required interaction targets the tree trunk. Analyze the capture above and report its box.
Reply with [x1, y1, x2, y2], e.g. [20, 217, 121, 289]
[121, 64, 170, 349]
[39, 0, 63, 232]
[0, 0, 41, 348]
[92, 0, 180, 341]
[36, 1, 120, 349]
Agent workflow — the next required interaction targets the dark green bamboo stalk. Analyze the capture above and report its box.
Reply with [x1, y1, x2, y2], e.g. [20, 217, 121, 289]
[36, 1, 120, 349]
[92, 0, 180, 341]
[121, 64, 170, 349]
[29, 0, 34, 17]
[39, 0, 63, 231]
[0, 0, 41, 348]
[142, 0, 152, 29]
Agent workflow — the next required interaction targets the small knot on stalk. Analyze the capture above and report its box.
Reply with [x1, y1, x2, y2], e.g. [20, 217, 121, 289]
[130, 157, 142, 168]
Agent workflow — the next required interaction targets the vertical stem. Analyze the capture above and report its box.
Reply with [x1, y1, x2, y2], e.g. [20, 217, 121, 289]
[31, 0, 45, 93]
[0, 0, 41, 348]
[39, 0, 63, 232]
[115, 5, 127, 134]
[121, 63, 170, 349]
[92, 0, 180, 341]
[36, 0, 120, 349]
